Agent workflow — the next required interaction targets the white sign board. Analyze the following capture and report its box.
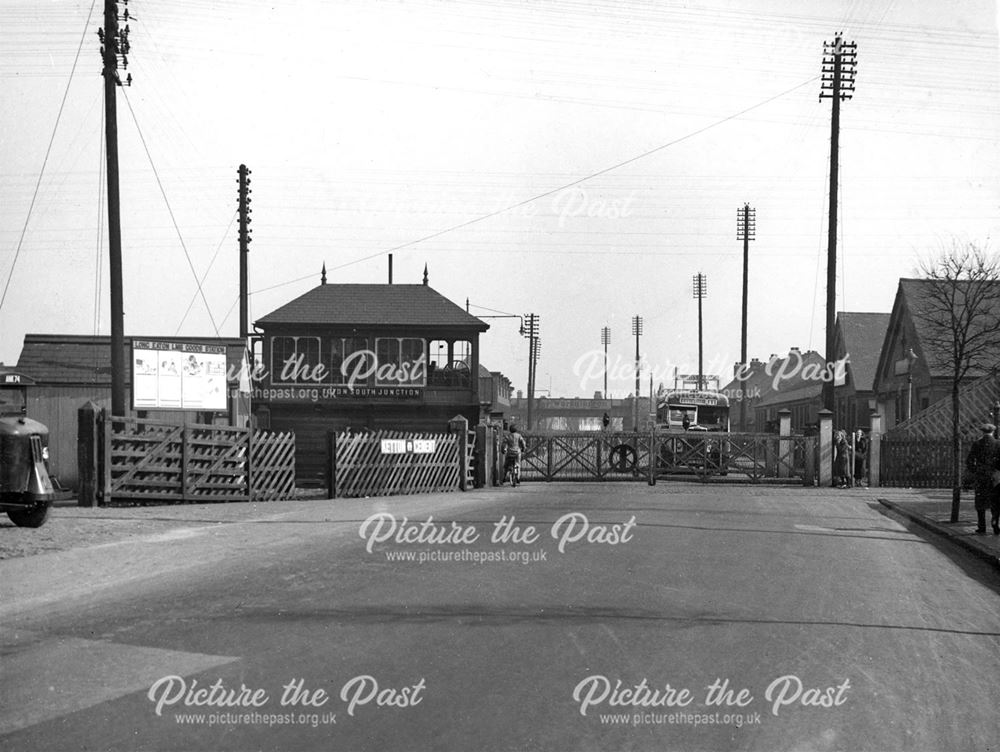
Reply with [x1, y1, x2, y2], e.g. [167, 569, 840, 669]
[132, 341, 228, 411]
[380, 439, 437, 455]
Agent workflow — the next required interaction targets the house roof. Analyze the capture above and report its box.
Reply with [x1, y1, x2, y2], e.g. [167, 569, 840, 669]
[876, 278, 1000, 385]
[837, 312, 890, 392]
[256, 284, 489, 331]
[14, 334, 245, 386]
[722, 348, 825, 406]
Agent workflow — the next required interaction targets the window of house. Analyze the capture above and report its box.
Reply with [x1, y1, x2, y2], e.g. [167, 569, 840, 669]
[271, 336, 322, 384]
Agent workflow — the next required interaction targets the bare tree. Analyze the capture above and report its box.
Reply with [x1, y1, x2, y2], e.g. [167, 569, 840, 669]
[913, 241, 1000, 522]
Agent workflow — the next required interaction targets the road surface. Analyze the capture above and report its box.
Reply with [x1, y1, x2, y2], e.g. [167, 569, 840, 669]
[1, 483, 998, 751]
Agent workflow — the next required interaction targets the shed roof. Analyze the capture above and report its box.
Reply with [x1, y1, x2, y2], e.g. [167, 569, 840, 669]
[14, 334, 245, 386]
[256, 284, 489, 331]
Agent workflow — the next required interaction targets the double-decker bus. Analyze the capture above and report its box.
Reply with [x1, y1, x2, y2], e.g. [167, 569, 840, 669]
[655, 389, 730, 432]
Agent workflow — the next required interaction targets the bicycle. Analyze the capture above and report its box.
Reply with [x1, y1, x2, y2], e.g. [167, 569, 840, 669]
[503, 453, 521, 486]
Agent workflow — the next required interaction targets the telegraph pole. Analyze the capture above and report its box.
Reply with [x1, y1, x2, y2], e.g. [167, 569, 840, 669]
[692, 274, 707, 390]
[530, 335, 541, 421]
[99, 0, 132, 417]
[737, 204, 756, 430]
[522, 313, 539, 429]
[601, 326, 610, 398]
[820, 33, 857, 413]
[631, 315, 643, 430]
[238, 165, 252, 338]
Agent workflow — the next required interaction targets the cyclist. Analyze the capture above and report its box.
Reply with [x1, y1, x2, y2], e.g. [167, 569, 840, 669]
[501, 425, 527, 486]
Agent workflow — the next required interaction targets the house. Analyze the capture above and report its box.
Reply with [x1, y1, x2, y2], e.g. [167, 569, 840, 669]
[251, 273, 491, 485]
[751, 348, 826, 433]
[872, 279, 1000, 427]
[833, 312, 891, 432]
[479, 364, 512, 422]
[723, 348, 825, 433]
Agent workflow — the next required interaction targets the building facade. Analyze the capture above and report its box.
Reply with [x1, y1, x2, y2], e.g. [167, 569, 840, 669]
[833, 311, 890, 433]
[252, 280, 490, 486]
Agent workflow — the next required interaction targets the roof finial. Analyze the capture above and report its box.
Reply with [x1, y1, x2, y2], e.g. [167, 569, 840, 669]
[422, 263, 429, 286]
[321, 262, 327, 285]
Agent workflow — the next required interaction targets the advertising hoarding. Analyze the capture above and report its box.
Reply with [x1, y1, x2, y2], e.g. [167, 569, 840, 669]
[132, 341, 228, 411]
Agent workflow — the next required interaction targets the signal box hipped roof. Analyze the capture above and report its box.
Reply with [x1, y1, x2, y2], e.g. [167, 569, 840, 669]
[255, 284, 489, 331]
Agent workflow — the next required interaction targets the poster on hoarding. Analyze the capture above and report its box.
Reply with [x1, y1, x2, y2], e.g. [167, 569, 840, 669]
[131, 341, 228, 411]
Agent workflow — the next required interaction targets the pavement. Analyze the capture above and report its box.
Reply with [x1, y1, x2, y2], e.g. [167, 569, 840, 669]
[875, 487, 1000, 570]
[2, 484, 999, 572]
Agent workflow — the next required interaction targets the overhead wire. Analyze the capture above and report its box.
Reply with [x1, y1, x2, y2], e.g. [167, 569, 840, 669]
[0, 0, 98, 314]
[120, 88, 221, 336]
[250, 74, 820, 296]
[175, 211, 238, 334]
[94, 101, 106, 336]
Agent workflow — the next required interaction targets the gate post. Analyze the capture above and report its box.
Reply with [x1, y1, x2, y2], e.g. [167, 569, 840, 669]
[868, 412, 882, 487]
[778, 408, 792, 478]
[818, 409, 833, 487]
[647, 428, 656, 486]
[449, 415, 469, 491]
[101, 410, 112, 506]
[475, 424, 490, 488]
[77, 401, 101, 507]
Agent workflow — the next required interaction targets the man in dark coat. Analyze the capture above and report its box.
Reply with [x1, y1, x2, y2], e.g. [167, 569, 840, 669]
[964, 423, 1000, 535]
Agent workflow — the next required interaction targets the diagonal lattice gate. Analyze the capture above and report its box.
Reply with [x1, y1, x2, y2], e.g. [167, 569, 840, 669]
[519, 432, 817, 484]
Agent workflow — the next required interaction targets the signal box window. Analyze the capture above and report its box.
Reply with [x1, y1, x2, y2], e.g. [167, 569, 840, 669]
[271, 336, 322, 384]
[330, 337, 369, 385]
[374, 338, 426, 387]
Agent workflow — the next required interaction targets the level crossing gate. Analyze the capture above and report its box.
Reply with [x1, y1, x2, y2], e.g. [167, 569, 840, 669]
[519, 431, 817, 484]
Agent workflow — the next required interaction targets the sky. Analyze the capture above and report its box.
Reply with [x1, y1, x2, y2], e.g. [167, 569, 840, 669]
[1, 0, 998, 398]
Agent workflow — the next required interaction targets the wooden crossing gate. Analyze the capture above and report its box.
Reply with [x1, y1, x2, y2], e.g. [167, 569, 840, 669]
[97, 415, 296, 504]
[328, 429, 472, 498]
[519, 431, 817, 484]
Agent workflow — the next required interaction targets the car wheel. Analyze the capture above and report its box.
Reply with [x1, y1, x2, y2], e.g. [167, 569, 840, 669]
[7, 503, 50, 528]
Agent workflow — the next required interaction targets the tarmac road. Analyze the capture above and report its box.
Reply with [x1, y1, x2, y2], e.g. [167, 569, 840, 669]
[1, 482, 998, 751]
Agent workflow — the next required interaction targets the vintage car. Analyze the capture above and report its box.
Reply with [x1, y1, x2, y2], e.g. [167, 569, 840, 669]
[0, 414, 55, 527]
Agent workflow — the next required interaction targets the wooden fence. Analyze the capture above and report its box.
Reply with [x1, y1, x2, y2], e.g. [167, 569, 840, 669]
[879, 436, 964, 488]
[82, 412, 296, 505]
[328, 429, 467, 498]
